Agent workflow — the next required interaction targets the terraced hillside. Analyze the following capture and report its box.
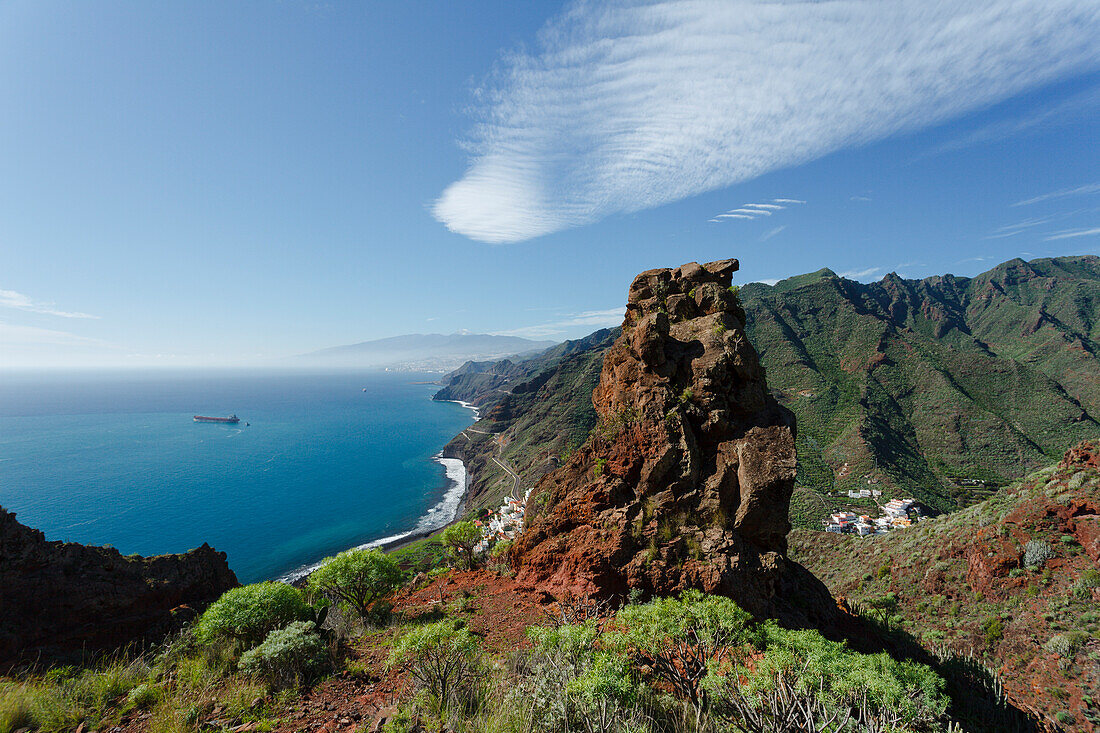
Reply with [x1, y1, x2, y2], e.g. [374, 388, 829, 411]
[789, 441, 1100, 731]
[742, 255, 1100, 513]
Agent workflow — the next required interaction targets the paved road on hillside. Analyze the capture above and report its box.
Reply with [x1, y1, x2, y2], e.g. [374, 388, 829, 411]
[492, 455, 522, 498]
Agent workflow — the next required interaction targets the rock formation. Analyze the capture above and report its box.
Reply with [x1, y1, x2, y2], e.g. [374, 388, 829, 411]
[511, 258, 836, 625]
[0, 507, 238, 667]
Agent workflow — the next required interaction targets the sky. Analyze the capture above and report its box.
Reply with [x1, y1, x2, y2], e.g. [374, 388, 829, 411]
[1, 0, 1099, 368]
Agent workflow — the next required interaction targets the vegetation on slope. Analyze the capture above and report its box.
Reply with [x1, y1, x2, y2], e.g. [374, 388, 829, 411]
[741, 255, 1100, 515]
[789, 440, 1100, 730]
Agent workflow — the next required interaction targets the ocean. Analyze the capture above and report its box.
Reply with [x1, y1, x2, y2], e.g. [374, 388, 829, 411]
[0, 370, 476, 583]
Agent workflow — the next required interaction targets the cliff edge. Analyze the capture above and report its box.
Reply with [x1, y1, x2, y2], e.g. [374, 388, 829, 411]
[511, 259, 836, 626]
[0, 507, 238, 667]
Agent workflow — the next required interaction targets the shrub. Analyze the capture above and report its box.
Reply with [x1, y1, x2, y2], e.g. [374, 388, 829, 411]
[982, 616, 1004, 647]
[706, 624, 947, 733]
[441, 522, 482, 570]
[125, 682, 163, 710]
[239, 621, 329, 689]
[1045, 632, 1087, 659]
[593, 457, 607, 477]
[1023, 540, 1054, 569]
[387, 620, 480, 708]
[1008, 568, 1025, 578]
[307, 548, 402, 623]
[195, 582, 314, 647]
[609, 590, 757, 712]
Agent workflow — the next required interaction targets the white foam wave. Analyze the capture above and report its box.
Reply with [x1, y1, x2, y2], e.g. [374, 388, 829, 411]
[436, 398, 480, 420]
[276, 454, 468, 584]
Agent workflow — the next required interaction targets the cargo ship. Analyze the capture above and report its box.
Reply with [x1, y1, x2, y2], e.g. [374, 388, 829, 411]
[193, 414, 241, 424]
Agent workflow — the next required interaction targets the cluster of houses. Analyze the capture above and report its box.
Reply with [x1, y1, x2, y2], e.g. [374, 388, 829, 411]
[473, 487, 533, 555]
[846, 488, 882, 499]
[824, 497, 920, 536]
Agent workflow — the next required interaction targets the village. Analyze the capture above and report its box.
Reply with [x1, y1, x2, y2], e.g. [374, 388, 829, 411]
[473, 487, 533, 555]
[823, 491, 922, 535]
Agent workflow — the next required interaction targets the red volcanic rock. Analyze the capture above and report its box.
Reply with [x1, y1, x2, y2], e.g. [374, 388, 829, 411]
[1061, 440, 1100, 470]
[0, 507, 238, 667]
[511, 259, 835, 626]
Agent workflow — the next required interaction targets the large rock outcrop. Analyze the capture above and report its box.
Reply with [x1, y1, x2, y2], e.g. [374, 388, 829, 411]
[511, 259, 835, 625]
[0, 507, 238, 667]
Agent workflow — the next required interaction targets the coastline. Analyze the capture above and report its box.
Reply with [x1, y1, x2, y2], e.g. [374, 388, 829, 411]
[280, 397, 478, 584]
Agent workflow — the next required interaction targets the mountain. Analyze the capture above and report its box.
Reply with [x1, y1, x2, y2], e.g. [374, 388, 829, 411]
[789, 441, 1100, 731]
[437, 328, 618, 513]
[297, 333, 559, 371]
[741, 255, 1100, 514]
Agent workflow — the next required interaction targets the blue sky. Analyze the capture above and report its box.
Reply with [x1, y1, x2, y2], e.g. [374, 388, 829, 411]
[1, 0, 1098, 367]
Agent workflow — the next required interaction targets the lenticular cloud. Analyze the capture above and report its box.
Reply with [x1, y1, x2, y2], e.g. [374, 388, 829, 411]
[432, 0, 1100, 244]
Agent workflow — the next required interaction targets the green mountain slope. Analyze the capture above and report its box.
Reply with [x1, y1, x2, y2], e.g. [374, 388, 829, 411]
[742, 255, 1100, 512]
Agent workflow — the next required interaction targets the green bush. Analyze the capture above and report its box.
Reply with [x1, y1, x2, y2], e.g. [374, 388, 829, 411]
[982, 616, 1004, 647]
[239, 621, 329, 689]
[307, 548, 402, 622]
[195, 582, 313, 647]
[387, 620, 480, 708]
[1045, 632, 1087, 659]
[706, 624, 947, 732]
[441, 522, 482, 570]
[124, 682, 162, 710]
[0, 685, 35, 733]
[610, 590, 757, 712]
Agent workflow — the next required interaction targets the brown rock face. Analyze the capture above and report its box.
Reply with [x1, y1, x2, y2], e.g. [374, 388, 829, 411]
[0, 507, 238, 667]
[511, 259, 835, 625]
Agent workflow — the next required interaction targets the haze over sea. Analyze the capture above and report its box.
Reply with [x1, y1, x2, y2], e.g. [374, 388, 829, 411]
[0, 370, 475, 583]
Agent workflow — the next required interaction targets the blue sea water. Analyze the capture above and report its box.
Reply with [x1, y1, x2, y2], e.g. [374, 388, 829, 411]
[0, 370, 475, 583]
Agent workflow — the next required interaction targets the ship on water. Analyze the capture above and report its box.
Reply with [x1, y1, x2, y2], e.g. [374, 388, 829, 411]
[193, 414, 240, 424]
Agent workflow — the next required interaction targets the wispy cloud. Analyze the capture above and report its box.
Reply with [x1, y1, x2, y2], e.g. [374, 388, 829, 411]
[928, 86, 1100, 157]
[1013, 183, 1100, 207]
[0, 321, 104, 346]
[1043, 227, 1100, 241]
[760, 226, 786, 242]
[711, 198, 803, 224]
[433, 1, 1100, 243]
[983, 216, 1056, 239]
[753, 278, 781, 286]
[850, 195, 873, 202]
[838, 266, 882, 281]
[492, 307, 625, 339]
[0, 288, 99, 319]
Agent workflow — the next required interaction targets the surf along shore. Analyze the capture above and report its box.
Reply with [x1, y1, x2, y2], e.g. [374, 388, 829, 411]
[282, 395, 479, 585]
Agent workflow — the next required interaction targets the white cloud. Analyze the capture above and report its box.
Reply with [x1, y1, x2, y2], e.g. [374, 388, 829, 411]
[760, 225, 786, 242]
[984, 216, 1055, 239]
[773, 198, 805, 204]
[433, 1, 1100, 243]
[850, 195, 873, 202]
[752, 278, 781, 286]
[838, 266, 882, 281]
[1014, 183, 1100, 207]
[0, 288, 99, 319]
[1043, 227, 1100, 241]
[712, 198, 803, 224]
[0, 321, 104, 346]
[492, 307, 624, 339]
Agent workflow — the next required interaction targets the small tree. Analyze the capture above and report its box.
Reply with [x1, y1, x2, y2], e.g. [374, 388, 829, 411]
[442, 521, 482, 570]
[387, 620, 480, 708]
[307, 548, 403, 622]
[195, 582, 313, 647]
[608, 590, 758, 714]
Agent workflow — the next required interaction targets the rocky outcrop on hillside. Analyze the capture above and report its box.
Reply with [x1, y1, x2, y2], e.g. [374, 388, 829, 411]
[510, 259, 836, 626]
[0, 507, 238, 667]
